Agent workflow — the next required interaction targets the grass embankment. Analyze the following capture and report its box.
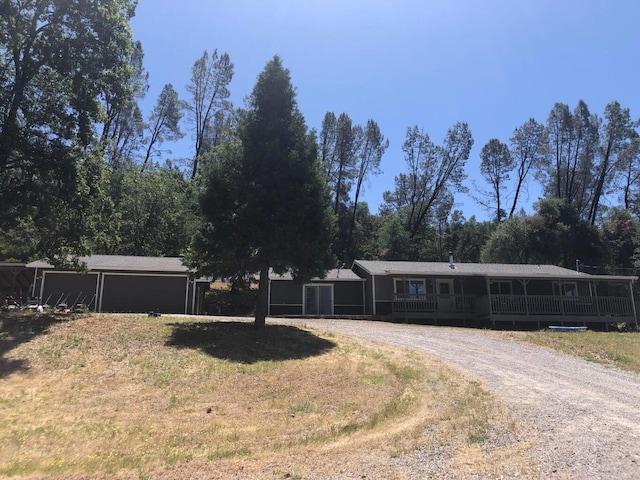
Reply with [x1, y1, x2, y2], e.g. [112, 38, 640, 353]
[507, 329, 640, 373]
[1, 313, 535, 479]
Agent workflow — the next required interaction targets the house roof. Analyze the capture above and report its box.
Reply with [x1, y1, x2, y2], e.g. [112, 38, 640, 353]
[27, 255, 189, 274]
[270, 268, 364, 281]
[353, 260, 637, 281]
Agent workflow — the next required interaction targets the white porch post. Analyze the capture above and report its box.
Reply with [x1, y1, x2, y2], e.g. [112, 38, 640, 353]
[629, 281, 638, 330]
[371, 275, 377, 316]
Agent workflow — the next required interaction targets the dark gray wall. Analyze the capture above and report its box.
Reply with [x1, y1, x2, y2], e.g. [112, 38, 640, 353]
[101, 274, 187, 313]
[41, 272, 99, 307]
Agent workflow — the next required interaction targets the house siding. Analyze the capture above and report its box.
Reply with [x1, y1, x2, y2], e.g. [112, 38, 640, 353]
[268, 277, 365, 317]
[100, 274, 188, 313]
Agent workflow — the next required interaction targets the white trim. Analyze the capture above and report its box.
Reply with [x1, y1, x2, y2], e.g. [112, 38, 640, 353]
[38, 270, 45, 304]
[184, 278, 189, 314]
[629, 280, 638, 330]
[394, 277, 427, 297]
[100, 272, 188, 278]
[268, 279, 271, 316]
[191, 279, 197, 315]
[98, 272, 105, 312]
[93, 274, 100, 310]
[32, 267, 38, 299]
[372, 275, 377, 315]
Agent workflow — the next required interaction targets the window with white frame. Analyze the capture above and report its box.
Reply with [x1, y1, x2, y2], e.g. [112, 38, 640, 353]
[394, 278, 426, 298]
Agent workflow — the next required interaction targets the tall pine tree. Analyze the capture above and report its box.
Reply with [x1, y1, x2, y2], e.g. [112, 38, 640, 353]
[191, 56, 335, 327]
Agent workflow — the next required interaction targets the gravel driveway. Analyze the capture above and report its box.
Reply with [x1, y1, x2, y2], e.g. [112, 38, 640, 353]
[278, 318, 640, 479]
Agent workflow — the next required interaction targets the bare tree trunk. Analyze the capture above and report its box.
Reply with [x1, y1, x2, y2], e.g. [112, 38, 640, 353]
[254, 265, 270, 328]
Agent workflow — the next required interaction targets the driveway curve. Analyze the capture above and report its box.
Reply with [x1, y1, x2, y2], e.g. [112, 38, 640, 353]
[278, 319, 640, 479]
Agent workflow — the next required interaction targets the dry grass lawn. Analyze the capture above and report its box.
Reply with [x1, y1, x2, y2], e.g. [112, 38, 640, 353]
[1, 313, 536, 479]
[505, 329, 640, 374]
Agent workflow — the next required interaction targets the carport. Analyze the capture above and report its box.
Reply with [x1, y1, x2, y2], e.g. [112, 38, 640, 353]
[0, 263, 34, 303]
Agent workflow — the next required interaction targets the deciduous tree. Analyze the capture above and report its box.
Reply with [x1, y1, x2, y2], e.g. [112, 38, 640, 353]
[540, 101, 598, 218]
[508, 118, 546, 218]
[99, 40, 148, 169]
[383, 123, 473, 239]
[588, 101, 637, 224]
[185, 50, 233, 179]
[0, 0, 139, 263]
[477, 138, 513, 222]
[141, 83, 186, 171]
[346, 120, 387, 260]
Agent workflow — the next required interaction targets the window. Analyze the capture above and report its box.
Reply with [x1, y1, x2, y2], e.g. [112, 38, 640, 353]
[394, 279, 426, 298]
[563, 282, 578, 297]
[304, 285, 333, 315]
[553, 281, 578, 297]
[490, 281, 512, 295]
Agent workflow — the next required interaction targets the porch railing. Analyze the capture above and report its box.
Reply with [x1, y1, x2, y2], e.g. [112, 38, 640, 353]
[490, 294, 633, 317]
[393, 294, 476, 314]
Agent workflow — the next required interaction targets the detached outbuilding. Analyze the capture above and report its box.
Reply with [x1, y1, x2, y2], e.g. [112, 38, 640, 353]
[27, 255, 209, 314]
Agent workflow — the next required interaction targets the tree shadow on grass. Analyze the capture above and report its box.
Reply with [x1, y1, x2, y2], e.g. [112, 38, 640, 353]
[0, 311, 74, 378]
[166, 321, 337, 364]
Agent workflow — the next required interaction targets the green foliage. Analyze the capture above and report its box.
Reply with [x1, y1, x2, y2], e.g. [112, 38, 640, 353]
[185, 50, 234, 179]
[0, 0, 139, 261]
[508, 118, 547, 218]
[477, 138, 513, 222]
[481, 198, 602, 267]
[448, 213, 496, 263]
[480, 215, 533, 264]
[600, 208, 640, 270]
[190, 56, 336, 325]
[94, 164, 197, 256]
[141, 84, 187, 170]
[319, 112, 388, 264]
[383, 122, 473, 240]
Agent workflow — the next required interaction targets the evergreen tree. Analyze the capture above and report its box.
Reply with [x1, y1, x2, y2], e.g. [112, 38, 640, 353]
[190, 56, 335, 327]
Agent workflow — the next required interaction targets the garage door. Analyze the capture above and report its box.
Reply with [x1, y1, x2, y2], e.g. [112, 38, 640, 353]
[41, 272, 99, 308]
[100, 274, 188, 313]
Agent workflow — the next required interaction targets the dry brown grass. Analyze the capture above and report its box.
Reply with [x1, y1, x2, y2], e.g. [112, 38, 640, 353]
[0, 313, 537, 479]
[505, 329, 640, 374]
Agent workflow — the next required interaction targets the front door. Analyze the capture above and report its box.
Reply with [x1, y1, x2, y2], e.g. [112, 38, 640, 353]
[304, 285, 333, 315]
[436, 279, 455, 313]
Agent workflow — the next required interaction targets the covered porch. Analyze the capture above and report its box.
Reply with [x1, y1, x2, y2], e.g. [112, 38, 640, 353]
[390, 274, 638, 329]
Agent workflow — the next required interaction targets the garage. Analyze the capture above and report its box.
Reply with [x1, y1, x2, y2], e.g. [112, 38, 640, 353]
[28, 255, 208, 314]
[100, 274, 187, 313]
[40, 271, 100, 308]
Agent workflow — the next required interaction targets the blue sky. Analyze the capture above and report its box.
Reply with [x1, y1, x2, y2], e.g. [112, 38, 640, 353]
[130, 0, 640, 220]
